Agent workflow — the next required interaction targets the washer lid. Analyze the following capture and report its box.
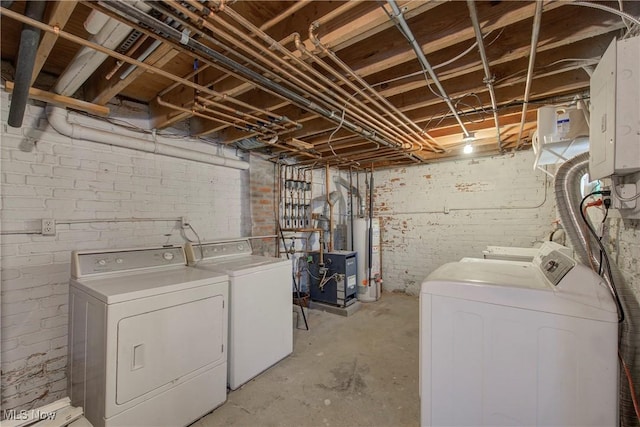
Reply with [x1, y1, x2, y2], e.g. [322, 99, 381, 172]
[71, 266, 228, 304]
[194, 255, 291, 276]
[422, 260, 617, 322]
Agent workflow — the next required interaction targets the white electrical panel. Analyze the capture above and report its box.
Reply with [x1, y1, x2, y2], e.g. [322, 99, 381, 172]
[589, 36, 640, 180]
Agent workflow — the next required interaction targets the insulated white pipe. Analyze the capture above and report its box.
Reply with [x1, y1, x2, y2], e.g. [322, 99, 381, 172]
[83, 10, 110, 35]
[54, 1, 151, 96]
[46, 106, 249, 170]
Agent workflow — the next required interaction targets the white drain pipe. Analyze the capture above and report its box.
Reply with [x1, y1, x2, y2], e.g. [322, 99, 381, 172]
[46, 106, 249, 170]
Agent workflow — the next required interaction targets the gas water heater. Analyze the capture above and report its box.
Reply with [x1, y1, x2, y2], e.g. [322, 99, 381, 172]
[354, 217, 381, 302]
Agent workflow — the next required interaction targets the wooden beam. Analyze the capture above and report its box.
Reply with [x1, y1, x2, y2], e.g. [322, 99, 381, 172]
[188, 1, 445, 136]
[4, 81, 110, 116]
[31, 1, 77, 85]
[192, 0, 563, 137]
[91, 43, 179, 105]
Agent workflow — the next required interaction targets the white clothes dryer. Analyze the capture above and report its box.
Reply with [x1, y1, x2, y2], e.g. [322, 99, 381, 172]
[420, 242, 618, 427]
[185, 239, 293, 390]
[69, 246, 228, 427]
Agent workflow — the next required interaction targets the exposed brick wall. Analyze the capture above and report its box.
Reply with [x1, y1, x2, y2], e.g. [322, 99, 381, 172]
[373, 152, 557, 295]
[249, 155, 277, 256]
[0, 92, 249, 413]
[605, 214, 640, 300]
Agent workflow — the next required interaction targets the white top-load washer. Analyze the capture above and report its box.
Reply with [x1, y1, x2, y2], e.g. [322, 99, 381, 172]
[185, 239, 293, 390]
[68, 246, 229, 427]
[481, 244, 573, 262]
[420, 242, 618, 427]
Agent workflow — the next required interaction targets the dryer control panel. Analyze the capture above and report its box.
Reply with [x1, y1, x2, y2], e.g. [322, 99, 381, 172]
[72, 246, 186, 278]
[186, 239, 252, 263]
[533, 242, 576, 287]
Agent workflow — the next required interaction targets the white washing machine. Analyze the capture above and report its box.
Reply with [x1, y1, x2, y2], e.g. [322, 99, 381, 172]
[185, 239, 293, 390]
[420, 242, 618, 427]
[68, 246, 229, 427]
[481, 244, 573, 262]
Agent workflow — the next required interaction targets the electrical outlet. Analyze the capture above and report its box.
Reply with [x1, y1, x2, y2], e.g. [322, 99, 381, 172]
[41, 219, 56, 236]
[181, 216, 189, 228]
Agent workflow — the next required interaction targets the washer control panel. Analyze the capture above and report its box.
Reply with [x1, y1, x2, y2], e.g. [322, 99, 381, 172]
[73, 246, 186, 277]
[195, 239, 252, 261]
[533, 242, 576, 287]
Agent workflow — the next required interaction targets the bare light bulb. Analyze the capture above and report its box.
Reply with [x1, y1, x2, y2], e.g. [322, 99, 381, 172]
[463, 143, 473, 154]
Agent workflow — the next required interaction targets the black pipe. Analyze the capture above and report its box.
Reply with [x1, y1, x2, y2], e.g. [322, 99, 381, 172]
[277, 223, 309, 331]
[8, 1, 46, 128]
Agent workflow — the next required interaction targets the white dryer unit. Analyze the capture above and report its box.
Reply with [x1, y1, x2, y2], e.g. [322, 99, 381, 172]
[185, 239, 293, 390]
[69, 246, 229, 427]
[420, 242, 618, 427]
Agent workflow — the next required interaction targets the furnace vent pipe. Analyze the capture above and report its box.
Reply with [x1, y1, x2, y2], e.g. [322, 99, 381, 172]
[7, 1, 45, 128]
[554, 152, 639, 426]
[46, 106, 249, 170]
[333, 176, 365, 217]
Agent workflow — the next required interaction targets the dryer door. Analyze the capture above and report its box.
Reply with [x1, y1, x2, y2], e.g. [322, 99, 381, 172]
[116, 294, 225, 404]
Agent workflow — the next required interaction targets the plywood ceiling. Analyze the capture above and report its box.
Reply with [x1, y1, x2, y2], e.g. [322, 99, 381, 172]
[1, 1, 638, 169]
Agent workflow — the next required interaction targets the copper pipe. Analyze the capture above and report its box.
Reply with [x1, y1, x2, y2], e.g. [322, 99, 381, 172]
[309, 23, 444, 153]
[325, 164, 333, 252]
[182, 1, 421, 163]
[156, 96, 269, 133]
[260, 0, 313, 32]
[158, 63, 211, 97]
[105, 34, 149, 80]
[0, 6, 296, 130]
[196, 96, 299, 131]
[183, 1, 409, 150]
[293, 34, 425, 153]
[387, 0, 472, 139]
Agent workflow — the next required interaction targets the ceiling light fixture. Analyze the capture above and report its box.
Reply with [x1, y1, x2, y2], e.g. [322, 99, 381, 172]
[462, 132, 475, 154]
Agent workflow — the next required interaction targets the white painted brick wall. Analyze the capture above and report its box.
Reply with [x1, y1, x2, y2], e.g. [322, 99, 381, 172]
[374, 152, 557, 295]
[0, 92, 251, 413]
[605, 213, 640, 301]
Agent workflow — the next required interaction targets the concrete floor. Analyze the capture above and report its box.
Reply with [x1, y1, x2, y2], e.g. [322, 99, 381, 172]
[192, 293, 420, 427]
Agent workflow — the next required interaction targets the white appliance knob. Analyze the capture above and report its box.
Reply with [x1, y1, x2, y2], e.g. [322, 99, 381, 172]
[98, 259, 107, 266]
[163, 252, 174, 261]
[238, 244, 244, 250]
[116, 258, 123, 264]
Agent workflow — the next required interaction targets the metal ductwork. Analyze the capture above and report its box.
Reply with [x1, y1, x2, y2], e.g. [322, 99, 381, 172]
[333, 176, 365, 217]
[554, 152, 639, 427]
[7, 0, 45, 128]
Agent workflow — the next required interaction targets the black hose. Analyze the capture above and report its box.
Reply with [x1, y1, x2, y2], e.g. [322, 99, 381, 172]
[8, 1, 46, 128]
[278, 223, 308, 330]
[580, 191, 624, 323]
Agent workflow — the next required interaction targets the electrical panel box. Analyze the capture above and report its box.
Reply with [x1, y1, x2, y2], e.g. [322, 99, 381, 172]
[309, 251, 357, 307]
[589, 36, 640, 180]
